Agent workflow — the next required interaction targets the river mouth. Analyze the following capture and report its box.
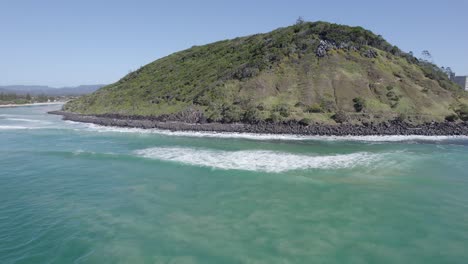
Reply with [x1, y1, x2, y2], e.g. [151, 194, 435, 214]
[2, 105, 468, 263]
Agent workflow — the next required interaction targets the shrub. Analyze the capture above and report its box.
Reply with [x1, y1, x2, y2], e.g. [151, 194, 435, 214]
[332, 110, 348, 123]
[387, 91, 398, 99]
[243, 106, 261, 123]
[456, 104, 468, 121]
[320, 97, 336, 112]
[207, 112, 223, 122]
[352, 97, 365, 112]
[395, 113, 407, 122]
[268, 112, 284, 123]
[273, 104, 290, 117]
[386, 91, 400, 108]
[222, 104, 243, 123]
[192, 95, 207, 105]
[206, 103, 223, 122]
[445, 114, 459, 122]
[295, 102, 306, 108]
[299, 118, 312, 126]
[306, 103, 324, 113]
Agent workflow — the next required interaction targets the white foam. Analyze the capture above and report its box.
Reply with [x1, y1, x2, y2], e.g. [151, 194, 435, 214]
[315, 135, 468, 142]
[0, 125, 43, 130]
[79, 123, 468, 142]
[134, 147, 380, 172]
[5, 118, 51, 124]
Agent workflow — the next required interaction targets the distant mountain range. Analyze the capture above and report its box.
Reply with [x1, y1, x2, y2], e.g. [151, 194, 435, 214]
[0, 84, 105, 96]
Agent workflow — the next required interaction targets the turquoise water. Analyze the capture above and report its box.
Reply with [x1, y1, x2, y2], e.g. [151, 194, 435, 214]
[1, 105, 468, 264]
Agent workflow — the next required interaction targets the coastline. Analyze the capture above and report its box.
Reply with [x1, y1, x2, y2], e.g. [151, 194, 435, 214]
[49, 111, 468, 136]
[0, 102, 64, 108]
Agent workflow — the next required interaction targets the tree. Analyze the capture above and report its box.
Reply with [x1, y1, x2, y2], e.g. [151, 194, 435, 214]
[222, 104, 243, 123]
[444, 67, 455, 80]
[295, 16, 305, 25]
[356, 36, 367, 47]
[421, 50, 432, 62]
[243, 105, 261, 123]
[390, 46, 401, 56]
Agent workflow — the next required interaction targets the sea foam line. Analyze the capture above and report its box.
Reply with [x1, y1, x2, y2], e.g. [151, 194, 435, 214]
[76, 123, 468, 142]
[0, 125, 45, 130]
[134, 147, 381, 172]
[5, 118, 52, 124]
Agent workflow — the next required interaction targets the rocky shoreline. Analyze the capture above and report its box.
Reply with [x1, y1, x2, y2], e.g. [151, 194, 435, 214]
[48, 111, 468, 136]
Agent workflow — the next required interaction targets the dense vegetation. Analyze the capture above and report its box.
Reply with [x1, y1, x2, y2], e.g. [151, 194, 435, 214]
[0, 93, 56, 105]
[64, 21, 468, 124]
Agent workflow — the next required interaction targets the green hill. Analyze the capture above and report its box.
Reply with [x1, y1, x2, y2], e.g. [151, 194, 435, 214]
[64, 21, 468, 124]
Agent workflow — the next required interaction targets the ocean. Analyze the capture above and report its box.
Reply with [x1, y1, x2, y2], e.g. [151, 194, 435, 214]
[1, 105, 468, 263]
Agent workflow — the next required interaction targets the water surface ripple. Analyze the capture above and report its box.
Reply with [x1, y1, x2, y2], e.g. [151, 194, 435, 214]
[1, 105, 468, 263]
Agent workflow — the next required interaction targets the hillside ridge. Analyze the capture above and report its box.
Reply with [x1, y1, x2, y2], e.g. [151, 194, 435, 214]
[63, 21, 468, 125]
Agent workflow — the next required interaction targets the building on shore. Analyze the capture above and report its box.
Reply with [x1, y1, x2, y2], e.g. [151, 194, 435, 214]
[453, 76, 468, 91]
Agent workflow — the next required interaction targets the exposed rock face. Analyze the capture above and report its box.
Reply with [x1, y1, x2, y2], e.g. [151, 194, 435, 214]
[166, 107, 205, 123]
[316, 40, 363, 57]
[316, 40, 337, 57]
[49, 111, 468, 136]
[363, 49, 378, 58]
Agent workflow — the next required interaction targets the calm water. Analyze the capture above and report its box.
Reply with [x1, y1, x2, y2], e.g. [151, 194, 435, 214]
[1, 105, 468, 264]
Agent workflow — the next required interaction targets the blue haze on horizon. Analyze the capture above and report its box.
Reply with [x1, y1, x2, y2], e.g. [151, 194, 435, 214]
[1, 0, 467, 87]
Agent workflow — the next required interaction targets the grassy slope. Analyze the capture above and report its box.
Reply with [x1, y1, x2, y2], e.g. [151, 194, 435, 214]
[64, 22, 467, 124]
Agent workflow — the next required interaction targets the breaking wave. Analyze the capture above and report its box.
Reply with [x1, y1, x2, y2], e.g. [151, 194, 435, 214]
[134, 147, 381, 172]
[79, 123, 468, 142]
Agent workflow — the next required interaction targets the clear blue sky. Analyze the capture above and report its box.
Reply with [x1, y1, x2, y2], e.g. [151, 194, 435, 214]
[1, 0, 467, 87]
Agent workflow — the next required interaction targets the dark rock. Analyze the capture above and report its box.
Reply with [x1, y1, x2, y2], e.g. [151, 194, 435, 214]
[363, 49, 378, 58]
[47, 111, 468, 136]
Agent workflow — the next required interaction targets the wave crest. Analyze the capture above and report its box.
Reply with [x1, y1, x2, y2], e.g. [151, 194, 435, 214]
[134, 147, 380, 172]
[80, 123, 468, 142]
